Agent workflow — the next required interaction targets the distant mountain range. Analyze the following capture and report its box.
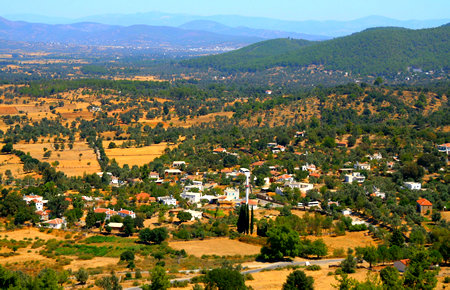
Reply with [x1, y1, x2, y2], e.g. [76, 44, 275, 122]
[0, 17, 262, 49]
[178, 20, 329, 41]
[182, 24, 450, 76]
[5, 12, 449, 37]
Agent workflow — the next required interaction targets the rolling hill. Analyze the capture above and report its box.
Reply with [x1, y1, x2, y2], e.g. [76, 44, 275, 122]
[182, 24, 450, 75]
[0, 17, 262, 49]
[179, 20, 330, 41]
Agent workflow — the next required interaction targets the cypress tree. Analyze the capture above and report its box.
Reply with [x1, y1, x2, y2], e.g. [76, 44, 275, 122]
[250, 206, 254, 235]
[237, 205, 246, 233]
[245, 204, 250, 234]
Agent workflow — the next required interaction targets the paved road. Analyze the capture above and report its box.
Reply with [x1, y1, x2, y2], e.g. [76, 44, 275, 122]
[124, 258, 344, 290]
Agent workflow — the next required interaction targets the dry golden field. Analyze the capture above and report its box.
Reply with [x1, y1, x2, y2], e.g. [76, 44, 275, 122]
[0, 153, 27, 178]
[104, 142, 172, 167]
[13, 141, 100, 176]
[309, 231, 378, 255]
[169, 238, 261, 257]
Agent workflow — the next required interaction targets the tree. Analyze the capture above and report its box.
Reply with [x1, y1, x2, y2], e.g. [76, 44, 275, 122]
[177, 211, 192, 223]
[120, 250, 135, 262]
[1, 143, 13, 153]
[205, 268, 246, 290]
[374, 77, 383, 86]
[139, 227, 168, 244]
[236, 205, 249, 234]
[43, 150, 52, 158]
[250, 206, 254, 235]
[282, 270, 314, 290]
[309, 239, 328, 258]
[47, 195, 69, 218]
[363, 246, 378, 269]
[122, 216, 134, 237]
[95, 272, 122, 290]
[340, 251, 357, 273]
[260, 226, 300, 260]
[431, 212, 441, 223]
[143, 266, 170, 290]
[403, 250, 438, 290]
[85, 210, 97, 229]
[389, 229, 405, 247]
[380, 266, 402, 289]
[75, 268, 89, 285]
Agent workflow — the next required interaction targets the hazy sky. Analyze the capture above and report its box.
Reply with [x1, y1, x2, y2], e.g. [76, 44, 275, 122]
[2, 0, 449, 21]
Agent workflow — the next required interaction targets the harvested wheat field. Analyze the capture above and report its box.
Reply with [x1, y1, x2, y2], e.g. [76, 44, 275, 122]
[0, 153, 26, 178]
[64, 256, 119, 271]
[104, 142, 173, 167]
[0, 227, 66, 241]
[169, 238, 261, 257]
[13, 141, 100, 177]
[246, 265, 370, 290]
[309, 231, 377, 255]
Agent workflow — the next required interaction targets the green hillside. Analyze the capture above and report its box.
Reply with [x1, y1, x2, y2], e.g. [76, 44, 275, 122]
[182, 38, 312, 72]
[182, 25, 450, 75]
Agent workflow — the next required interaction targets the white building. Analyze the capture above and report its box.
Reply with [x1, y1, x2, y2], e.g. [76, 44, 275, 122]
[94, 208, 118, 220]
[354, 162, 371, 171]
[181, 191, 202, 204]
[43, 218, 66, 229]
[185, 210, 203, 220]
[284, 181, 314, 193]
[158, 196, 177, 206]
[224, 188, 240, 200]
[437, 143, 450, 154]
[118, 209, 136, 219]
[302, 163, 317, 172]
[345, 172, 366, 183]
[404, 182, 422, 190]
[172, 161, 186, 168]
[23, 195, 48, 211]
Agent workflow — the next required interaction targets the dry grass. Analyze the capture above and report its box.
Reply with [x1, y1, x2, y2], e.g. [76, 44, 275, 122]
[246, 266, 370, 290]
[64, 256, 119, 271]
[169, 238, 261, 257]
[104, 142, 172, 167]
[13, 141, 100, 176]
[0, 153, 26, 178]
[309, 231, 378, 255]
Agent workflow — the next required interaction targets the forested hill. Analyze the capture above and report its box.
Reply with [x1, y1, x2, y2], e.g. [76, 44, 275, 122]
[181, 24, 450, 76]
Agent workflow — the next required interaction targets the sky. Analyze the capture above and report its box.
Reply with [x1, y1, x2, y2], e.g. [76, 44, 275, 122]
[1, 0, 449, 21]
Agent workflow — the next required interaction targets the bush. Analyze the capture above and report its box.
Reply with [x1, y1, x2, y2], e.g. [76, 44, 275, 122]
[306, 265, 321, 271]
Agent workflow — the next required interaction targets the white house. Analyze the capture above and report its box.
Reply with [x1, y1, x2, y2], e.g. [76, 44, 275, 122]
[172, 161, 186, 168]
[224, 188, 240, 200]
[23, 195, 48, 211]
[181, 191, 202, 204]
[295, 131, 305, 138]
[284, 181, 314, 193]
[437, 143, 450, 154]
[165, 169, 182, 175]
[158, 196, 177, 206]
[342, 209, 352, 216]
[118, 209, 136, 219]
[302, 163, 317, 172]
[404, 182, 422, 190]
[43, 218, 66, 229]
[345, 172, 366, 183]
[185, 210, 203, 220]
[354, 162, 371, 171]
[366, 153, 383, 160]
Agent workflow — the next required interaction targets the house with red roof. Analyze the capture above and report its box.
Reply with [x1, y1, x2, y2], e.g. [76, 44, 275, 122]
[394, 259, 410, 272]
[213, 148, 227, 154]
[43, 218, 66, 229]
[437, 143, 450, 154]
[94, 208, 118, 220]
[118, 209, 136, 219]
[417, 198, 432, 215]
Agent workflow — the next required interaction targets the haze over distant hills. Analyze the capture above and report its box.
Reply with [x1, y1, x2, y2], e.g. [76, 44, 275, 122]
[183, 24, 450, 76]
[0, 16, 262, 49]
[4, 12, 449, 37]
